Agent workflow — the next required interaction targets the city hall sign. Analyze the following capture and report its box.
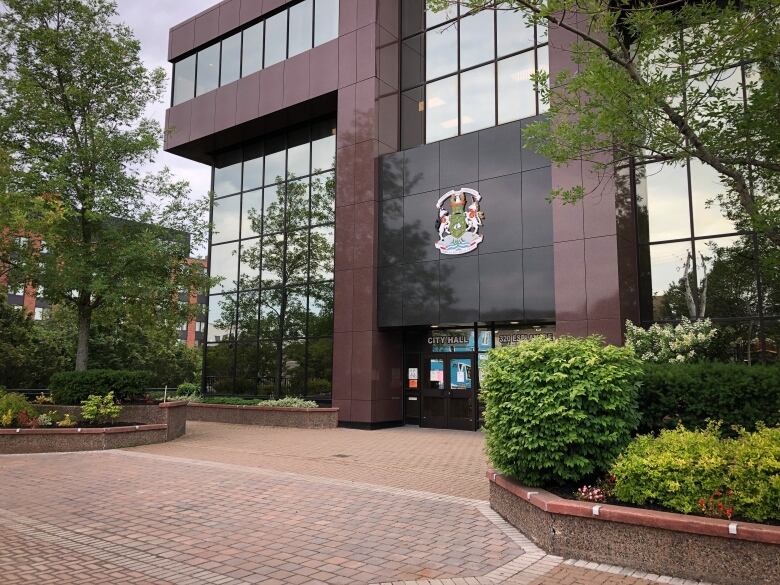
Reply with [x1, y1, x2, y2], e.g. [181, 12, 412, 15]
[434, 188, 485, 255]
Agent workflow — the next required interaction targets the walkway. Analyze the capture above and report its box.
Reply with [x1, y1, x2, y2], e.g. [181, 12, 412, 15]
[0, 423, 714, 585]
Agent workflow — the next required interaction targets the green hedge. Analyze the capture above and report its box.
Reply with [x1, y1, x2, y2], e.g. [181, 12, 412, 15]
[612, 425, 780, 522]
[482, 335, 642, 486]
[49, 370, 152, 405]
[639, 362, 780, 434]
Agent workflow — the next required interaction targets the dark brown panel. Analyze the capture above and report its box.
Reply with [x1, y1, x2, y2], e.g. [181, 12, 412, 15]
[214, 84, 238, 132]
[339, 0, 358, 35]
[169, 21, 195, 61]
[335, 144, 355, 207]
[190, 92, 216, 141]
[235, 72, 261, 124]
[283, 52, 310, 107]
[164, 101, 192, 149]
[194, 8, 220, 47]
[240, 0, 263, 24]
[352, 266, 376, 331]
[585, 236, 621, 320]
[334, 268, 354, 332]
[554, 239, 587, 321]
[334, 202, 356, 270]
[258, 62, 285, 116]
[356, 25, 376, 81]
[338, 31, 357, 89]
[310, 39, 340, 96]
[353, 200, 377, 268]
[219, 0, 241, 34]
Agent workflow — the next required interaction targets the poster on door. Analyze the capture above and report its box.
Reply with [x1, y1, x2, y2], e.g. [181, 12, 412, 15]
[450, 359, 473, 389]
[430, 360, 444, 383]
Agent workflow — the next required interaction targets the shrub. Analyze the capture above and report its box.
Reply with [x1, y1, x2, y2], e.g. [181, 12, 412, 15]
[57, 413, 77, 428]
[638, 362, 780, 433]
[257, 397, 318, 408]
[176, 382, 199, 395]
[482, 335, 642, 486]
[728, 426, 780, 522]
[611, 425, 729, 514]
[625, 317, 718, 363]
[0, 392, 37, 427]
[611, 425, 780, 522]
[80, 392, 122, 426]
[49, 370, 152, 405]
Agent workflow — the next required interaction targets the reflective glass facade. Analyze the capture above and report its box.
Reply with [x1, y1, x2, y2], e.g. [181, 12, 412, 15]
[172, 0, 339, 105]
[400, 1, 549, 149]
[635, 65, 778, 362]
[206, 119, 336, 397]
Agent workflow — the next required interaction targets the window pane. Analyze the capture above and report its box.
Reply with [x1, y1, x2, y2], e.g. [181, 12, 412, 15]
[288, 0, 313, 57]
[264, 11, 288, 67]
[287, 142, 310, 178]
[262, 234, 284, 286]
[212, 195, 241, 243]
[284, 288, 307, 338]
[282, 339, 306, 392]
[402, 87, 425, 149]
[242, 23, 263, 77]
[214, 162, 242, 197]
[537, 45, 549, 114]
[196, 43, 220, 95]
[286, 178, 310, 231]
[689, 159, 737, 236]
[311, 133, 335, 172]
[241, 190, 263, 239]
[310, 171, 335, 226]
[260, 288, 282, 338]
[426, 4, 457, 28]
[537, 22, 548, 43]
[207, 294, 237, 342]
[308, 282, 334, 337]
[286, 229, 309, 284]
[306, 337, 332, 398]
[461, 64, 495, 134]
[645, 241, 693, 321]
[173, 54, 195, 105]
[426, 24, 458, 80]
[426, 76, 458, 143]
[265, 149, 286, 185]
[259, 340, 279, 392]
[637, 163, 691, 243]
[497, 4, 534, 56]
[237, 290, 259, 338]
[239, 239, 260, 289]
[221, 32, 241, 85]
[263, 185, 284, 233]
[460, 10, 494, 69]
[243, 157, 263, 192]
[310, 226, 334, 281]
[498, 53, 535, 123]
[697, 236, 757, 318]
[402, 34, 425, 90]
[314, 0, 339, 45]
[210, 243, 240, 294]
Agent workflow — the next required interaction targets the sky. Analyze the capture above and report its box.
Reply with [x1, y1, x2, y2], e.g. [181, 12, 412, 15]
[115, 0, 218, 257]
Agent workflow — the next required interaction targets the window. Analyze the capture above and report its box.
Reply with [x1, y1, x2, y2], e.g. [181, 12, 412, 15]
[264, 11, 287, 67]
[196, 43, 220, 95]
[220, 32, 241, 86]
[206, 120, 336, 397]
[288, 0, 313, 58]
[172, 54, 195, 105]
[171, 0, 339, 105]
[402, 1, 549, 146]
[242, 23, 264, 77]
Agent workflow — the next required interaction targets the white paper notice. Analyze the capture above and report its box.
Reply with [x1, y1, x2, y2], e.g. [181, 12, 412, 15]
[457, 371, 465, 383]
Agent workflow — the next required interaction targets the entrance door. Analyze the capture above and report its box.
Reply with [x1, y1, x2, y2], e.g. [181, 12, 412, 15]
[421, 356, 476, 430]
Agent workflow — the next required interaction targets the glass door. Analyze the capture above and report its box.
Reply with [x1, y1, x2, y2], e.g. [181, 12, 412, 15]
[448, 357, 475, 430]
[421, 357, 448, 428]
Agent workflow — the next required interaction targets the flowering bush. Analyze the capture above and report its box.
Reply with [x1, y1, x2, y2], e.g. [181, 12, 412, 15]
[57, 413, 77, 428]
[36, 411, 56, 427]
[576, 485, 606, 503]
[624, 318, 717, 363]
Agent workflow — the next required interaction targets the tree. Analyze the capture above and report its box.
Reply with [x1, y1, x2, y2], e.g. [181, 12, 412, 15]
[429, 0, 780, 252]
[0, 0, 209, 370]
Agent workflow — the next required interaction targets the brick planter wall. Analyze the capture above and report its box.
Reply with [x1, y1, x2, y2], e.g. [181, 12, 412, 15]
[488, 471, 780, 585]
[0, 402, 188, 454]
[186, 403, 338, 428]
[0, 425, 168, 454]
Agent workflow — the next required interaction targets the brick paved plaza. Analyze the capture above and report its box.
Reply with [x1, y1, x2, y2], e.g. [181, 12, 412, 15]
[1, 423, 715, 584]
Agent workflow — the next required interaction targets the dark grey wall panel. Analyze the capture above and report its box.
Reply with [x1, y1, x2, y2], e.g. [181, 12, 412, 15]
[378, 122, 554, 328]
[479, 250, 524, 322]
[439, 255, 479, 324]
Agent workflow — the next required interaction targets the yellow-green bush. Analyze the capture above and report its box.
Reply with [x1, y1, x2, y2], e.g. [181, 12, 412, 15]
[611, 425, 780, 522]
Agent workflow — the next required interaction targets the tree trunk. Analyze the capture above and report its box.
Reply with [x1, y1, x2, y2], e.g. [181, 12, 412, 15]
[75, 306, 91, 371]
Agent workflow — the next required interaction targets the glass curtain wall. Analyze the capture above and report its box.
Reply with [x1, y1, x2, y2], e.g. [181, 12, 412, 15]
[172, 0, 339, 105]
[635, 64, 778, 362]
[206, 119, 336, 399]
[400, 0, 549, 149]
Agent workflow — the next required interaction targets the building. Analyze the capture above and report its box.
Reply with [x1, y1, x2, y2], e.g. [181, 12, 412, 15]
[165, 0, 778, 428]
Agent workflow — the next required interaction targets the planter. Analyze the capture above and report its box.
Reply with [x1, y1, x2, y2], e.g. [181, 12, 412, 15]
[488, 470, 780, 585]
[186, 402, 338, 429]
[0, 402, 187, 454]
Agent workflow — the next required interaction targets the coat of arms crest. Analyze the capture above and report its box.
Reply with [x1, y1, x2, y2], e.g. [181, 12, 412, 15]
[434, 188, 485, 255]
